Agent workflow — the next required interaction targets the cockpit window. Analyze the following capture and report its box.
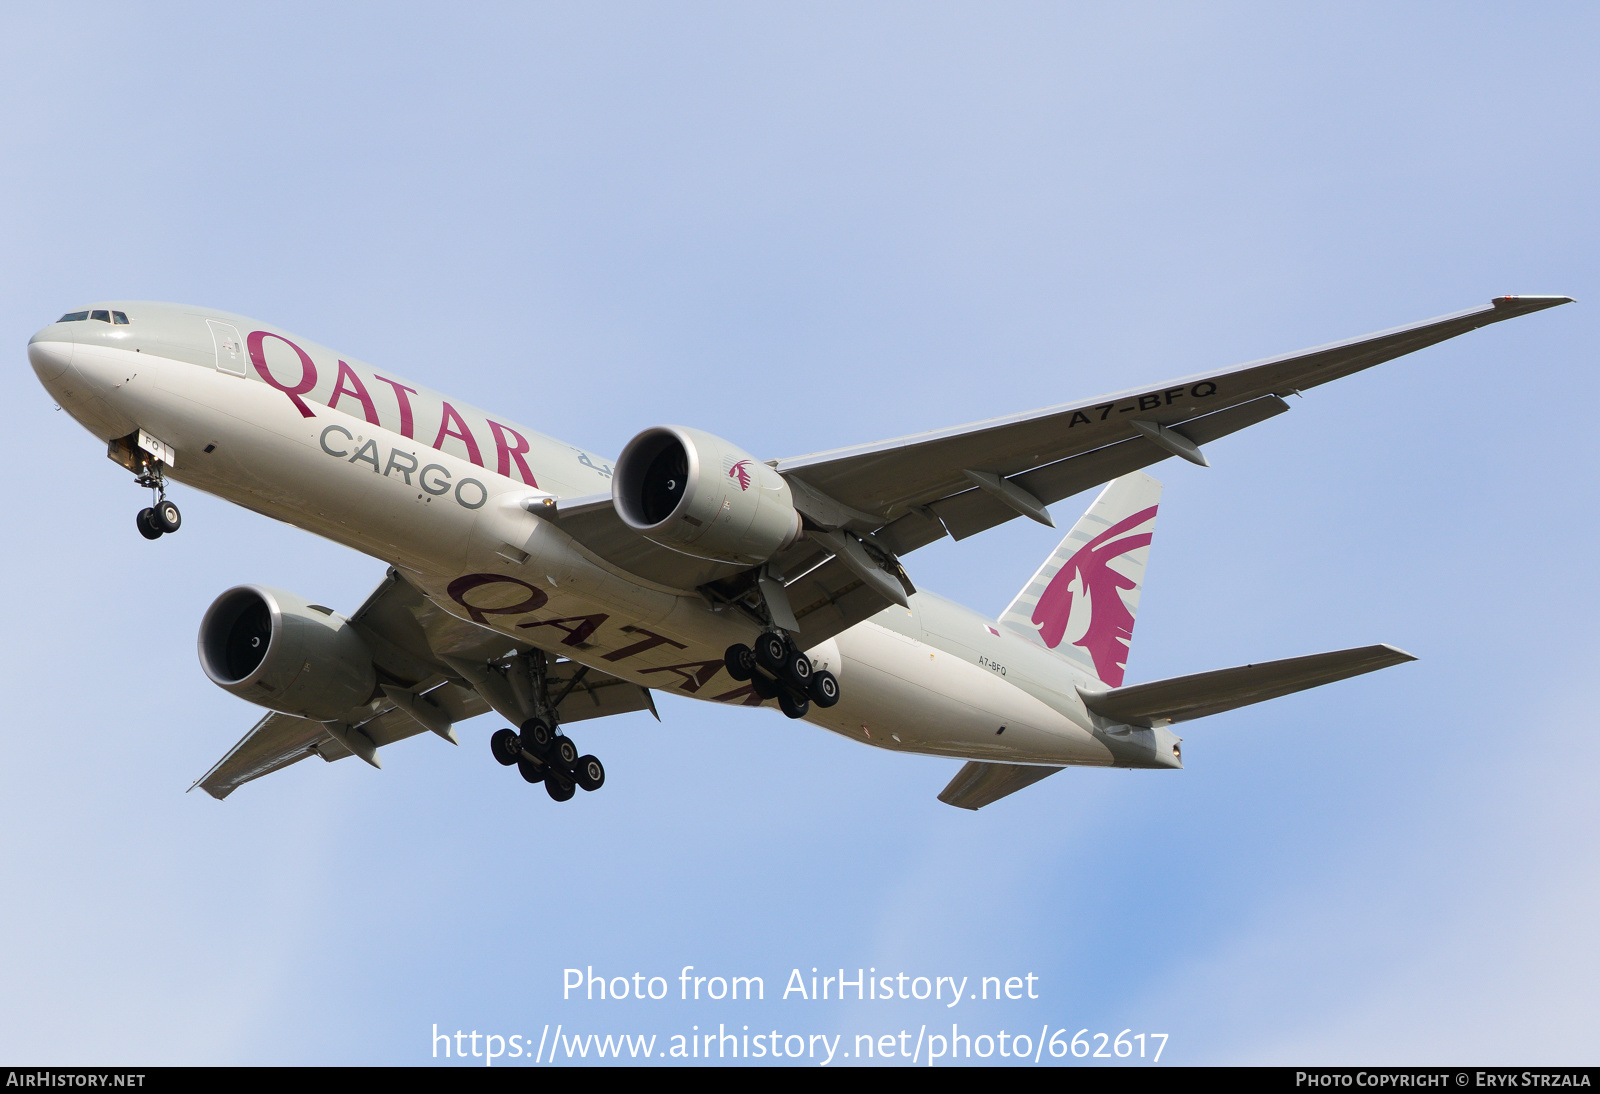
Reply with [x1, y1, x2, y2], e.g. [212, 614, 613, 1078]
[58, 311, 89, 322]
[90, 310, 110, 323]
[112, 311, 129, 324]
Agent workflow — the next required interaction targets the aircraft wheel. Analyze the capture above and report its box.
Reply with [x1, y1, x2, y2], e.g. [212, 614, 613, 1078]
[136, 508, 163, 540]
[755, 632, 790, 674]
[552, 736, 579, 769]
[153, 499, 181, 533]
[778, 690, 810, 720]
[809, 670, 840, 708]
[750, 673, 779, 700]
[490, 728, 521, 766]
[724, 643, 755, 681]
[785, 650, 814, 688]
[521, 718, 553, 750]
[575, 755, 605, 792]
[517, 757, 544, 784]
[545, 771, 576, 802]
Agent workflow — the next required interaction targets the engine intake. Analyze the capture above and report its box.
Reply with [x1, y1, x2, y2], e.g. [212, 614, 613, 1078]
[198, 585, 377, 721]
[614, 426, 802, 565]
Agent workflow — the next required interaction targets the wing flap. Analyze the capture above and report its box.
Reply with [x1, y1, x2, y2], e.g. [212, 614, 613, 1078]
[1078, 643, 1417, 727]
[938, 761, 1063, 810]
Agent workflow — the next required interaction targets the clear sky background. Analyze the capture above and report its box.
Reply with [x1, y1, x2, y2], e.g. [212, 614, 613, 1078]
[0, 3, 1594, 1066]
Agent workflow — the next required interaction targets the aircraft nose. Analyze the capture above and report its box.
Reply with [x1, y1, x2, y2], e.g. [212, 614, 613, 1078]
[28, 335, 74, 382]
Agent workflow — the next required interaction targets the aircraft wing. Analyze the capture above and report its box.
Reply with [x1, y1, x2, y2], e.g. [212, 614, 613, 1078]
[777, 296, 1572, 553]
[191, 569, 655, 799]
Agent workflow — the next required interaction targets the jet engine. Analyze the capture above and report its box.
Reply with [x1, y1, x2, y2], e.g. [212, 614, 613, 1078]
[198, 585, 377, 720]
[613, 425, 802, 565]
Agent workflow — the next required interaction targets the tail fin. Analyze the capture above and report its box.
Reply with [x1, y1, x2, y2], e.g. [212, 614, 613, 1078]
[997, 472, 1162, 687]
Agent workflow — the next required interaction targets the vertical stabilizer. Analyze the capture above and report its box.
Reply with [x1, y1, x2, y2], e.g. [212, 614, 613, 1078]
[997, 472, 1162, 686]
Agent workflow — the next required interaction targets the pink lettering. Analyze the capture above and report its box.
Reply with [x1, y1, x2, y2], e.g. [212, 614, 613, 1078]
[328, 360, 380, 425]
[432, 402, 484, 467]
[373, 375, 417, 438]
[517, 614, 606, 646]
[247, 331, 318, 418]
[487, 420, 539, 487]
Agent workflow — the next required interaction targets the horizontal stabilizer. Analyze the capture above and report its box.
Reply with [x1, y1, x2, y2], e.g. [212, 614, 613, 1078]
[938, 761, 1063, 810]
[1078, 643, 1416, 727]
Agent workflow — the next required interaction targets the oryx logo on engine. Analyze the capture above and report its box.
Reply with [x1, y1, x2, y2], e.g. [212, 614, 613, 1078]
[724, 457, 753, 491]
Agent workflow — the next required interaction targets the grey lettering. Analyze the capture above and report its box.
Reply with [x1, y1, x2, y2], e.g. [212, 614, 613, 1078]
[349, 439, 381, 472]
[384, 448, 419, 484]
[319, 424, 353, 457]
[455, 478, 488, 510]
[420, 463, 451, 496]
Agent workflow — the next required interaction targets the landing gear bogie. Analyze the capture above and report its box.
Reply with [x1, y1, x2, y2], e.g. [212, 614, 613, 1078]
[726, 632, 841, 720]
[488, 713, 604, 802]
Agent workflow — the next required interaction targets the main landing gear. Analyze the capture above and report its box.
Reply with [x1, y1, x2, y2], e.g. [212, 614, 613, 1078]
[723, 632, 840, 720]
[489, 721, 605, 803]
[485, 652, 605, 803]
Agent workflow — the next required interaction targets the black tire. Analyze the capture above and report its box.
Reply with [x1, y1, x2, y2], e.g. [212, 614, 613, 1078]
[778, 690, 810, 719]
[517, 757, 544, 784]
[153, 499, 181, 533]
[490, 728, 521, 766]
[809, 670, 840, 708]
[755, 632, 789, 674]
[545, 772, 576, 802]
[521, 718, 553, 750]
[575, 755, 605, 792]
[553, 736, 579, 768]
[750, 673, 779, 700]
[785, 650, 814, 688]
[136, 508, 163, 540]
[724, 643, 754, 681]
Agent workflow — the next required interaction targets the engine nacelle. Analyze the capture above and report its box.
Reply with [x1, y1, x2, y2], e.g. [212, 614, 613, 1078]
[613, 425, 802, 565]
[198, 585, 377, 721]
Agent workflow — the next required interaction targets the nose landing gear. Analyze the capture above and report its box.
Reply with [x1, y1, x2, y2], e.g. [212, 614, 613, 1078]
[725, 633, 839, 719]
[110, 430, 183, 541]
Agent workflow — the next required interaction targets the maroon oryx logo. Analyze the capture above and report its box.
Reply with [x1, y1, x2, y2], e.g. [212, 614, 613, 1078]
[728, 459, 753, 491]
[1032, 505, 1157, 687]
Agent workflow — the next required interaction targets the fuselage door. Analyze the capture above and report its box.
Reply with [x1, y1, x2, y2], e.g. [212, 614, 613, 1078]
[207, 319, 247, 377]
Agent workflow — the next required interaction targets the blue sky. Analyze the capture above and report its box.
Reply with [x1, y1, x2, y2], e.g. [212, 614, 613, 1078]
[0, 3, 1594, 1065]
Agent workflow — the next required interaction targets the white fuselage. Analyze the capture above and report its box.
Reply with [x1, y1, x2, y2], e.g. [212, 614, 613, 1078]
[29, 302, 1177, 771]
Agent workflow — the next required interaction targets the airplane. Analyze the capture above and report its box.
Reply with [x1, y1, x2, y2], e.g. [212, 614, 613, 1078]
[27, 295, 1571, 808]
